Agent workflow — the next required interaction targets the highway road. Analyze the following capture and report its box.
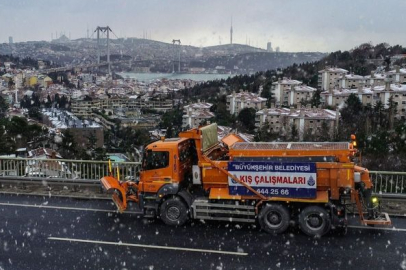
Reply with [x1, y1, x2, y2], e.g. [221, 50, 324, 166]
[1, 194, 406, 270]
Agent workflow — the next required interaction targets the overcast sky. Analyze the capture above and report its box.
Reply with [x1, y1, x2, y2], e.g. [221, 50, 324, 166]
[1, 0, 405, 52]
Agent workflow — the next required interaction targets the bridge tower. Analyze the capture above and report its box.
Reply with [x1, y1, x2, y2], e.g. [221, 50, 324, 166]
[95, 26, 113, 75]
[172, 39, 181, 73]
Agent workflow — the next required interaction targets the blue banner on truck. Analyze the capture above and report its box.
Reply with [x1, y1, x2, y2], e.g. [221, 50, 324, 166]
[228, 161, 317, 198]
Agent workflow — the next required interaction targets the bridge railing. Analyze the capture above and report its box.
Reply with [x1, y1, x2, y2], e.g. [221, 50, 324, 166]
[0, 157, 141, 183]
[369, 171, 406, 195]
[0, 157, 405, 195]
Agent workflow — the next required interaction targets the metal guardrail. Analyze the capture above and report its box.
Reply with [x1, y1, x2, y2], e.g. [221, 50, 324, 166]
[0, 157, 141, 184]
[0, 158, 405, 196]
[370, 171, 406, 195]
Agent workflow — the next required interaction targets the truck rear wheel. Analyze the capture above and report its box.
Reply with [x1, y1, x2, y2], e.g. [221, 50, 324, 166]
[258, 204, 290, 234]
[299, 206, 331, 237]
[159, 196, 189, 226]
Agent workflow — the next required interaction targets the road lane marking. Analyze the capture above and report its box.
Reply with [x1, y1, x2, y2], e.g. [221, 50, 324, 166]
[348, 225, 406, 232]
[3, 203, 406, 234]
[0, 202, 141, 214]
[48, 237, 248, 256]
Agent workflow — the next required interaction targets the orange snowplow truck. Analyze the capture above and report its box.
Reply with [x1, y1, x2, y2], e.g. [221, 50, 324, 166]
[101, 123, 391, 236]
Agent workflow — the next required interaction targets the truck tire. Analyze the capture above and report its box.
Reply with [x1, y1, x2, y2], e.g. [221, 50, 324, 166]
[258, 204, 290, 234]
[298, 206, 331, 237]
[159, 196, 189, 226]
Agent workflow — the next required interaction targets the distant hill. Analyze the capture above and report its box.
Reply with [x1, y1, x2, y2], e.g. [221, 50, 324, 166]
[203, 44, 266, 54]
[0, 38, 325, 74]
[192, 51, 325, 73]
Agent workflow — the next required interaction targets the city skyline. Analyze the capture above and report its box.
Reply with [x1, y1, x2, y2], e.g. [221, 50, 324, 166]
[0, 0, 405, 52]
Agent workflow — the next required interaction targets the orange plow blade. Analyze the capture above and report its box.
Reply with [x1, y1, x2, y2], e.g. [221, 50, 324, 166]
[361, 212, 392, 226]
[100, 176, 127, 212]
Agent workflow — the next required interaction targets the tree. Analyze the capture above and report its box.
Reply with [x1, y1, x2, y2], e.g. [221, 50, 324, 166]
[8, 78, 15, 90]
[86, 132, 97, 150]
[373, 100, 384, 131]
[211, 95, 235, 127]
[254, 122, 279, 142]
[59, 95, 68, 109]
[0, 123, 16, 155]
[260, 81, 274, 107]
[45, 95, 52, 108]
[310, 90, 322, 108]
[0, 96, 8, 117]
[364, 130, 390, 155]
[59, 130, 77, 158]
[386, 95, 396, 130]
[290, 123, 298, 141]
[159, 106, 183, 137]
[237, 108, 257, 133]
[28, 107, 41, 120]
[339, 94, 364, 140]
[54, 93, 60, 108]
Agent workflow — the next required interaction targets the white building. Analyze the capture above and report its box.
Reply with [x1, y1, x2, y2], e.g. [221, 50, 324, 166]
[271, 78, 315, 106]
[226, 91, 267, 115]
[336, 73, 365, 89]
[318, 67, 348, 92]
[364, 72, 386, 87]
[182, 101, 214, 128]
[387, 66, 406, 84]
[255, 105, 339, 141]
[321, 83, 406, 118]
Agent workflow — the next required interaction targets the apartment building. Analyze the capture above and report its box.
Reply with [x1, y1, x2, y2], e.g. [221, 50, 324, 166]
[287, 85, 317, 106]
[182, 102, 214, 128]
[321, 87, 374, 108]
[318, 67, 348, 92]
[271, 78, 302, 105]
[226, 91, 267, 115]
[42, 109, 104, 148]
[255, 105, 339, 141]
[336, 73, 365, 89]
[387, 66, 406, 84]
[321, 82, 406, 118]
[271, 78, 316, 106]
[364, 72, 386, 87]
[70, 97, 174, 117]
[370, 83, 406, 116]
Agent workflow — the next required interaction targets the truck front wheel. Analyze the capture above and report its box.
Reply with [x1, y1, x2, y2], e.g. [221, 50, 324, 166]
[258, 204, 290, 234]
[299, 206, 331, 237]
[159, 196, 189, 226]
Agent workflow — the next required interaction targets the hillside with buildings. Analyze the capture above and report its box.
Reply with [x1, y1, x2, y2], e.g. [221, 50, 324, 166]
[1, 42, 406, 170]
[0, 38, 325, 74]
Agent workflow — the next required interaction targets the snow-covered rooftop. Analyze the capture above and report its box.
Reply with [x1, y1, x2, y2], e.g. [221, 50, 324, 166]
[227, 91, 267, 102]
[272, 78, 302, 85]
[257, 107, 338, 120]
[318, 67, 348, 73]
[42, 108, 102, 129]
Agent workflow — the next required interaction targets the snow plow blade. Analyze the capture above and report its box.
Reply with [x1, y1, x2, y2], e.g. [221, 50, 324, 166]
[100, 176, 127, 213]
[361, 212, 392, 226]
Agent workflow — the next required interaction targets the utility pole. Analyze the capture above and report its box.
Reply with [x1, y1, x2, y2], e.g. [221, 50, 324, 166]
[172, 39, 181, 73]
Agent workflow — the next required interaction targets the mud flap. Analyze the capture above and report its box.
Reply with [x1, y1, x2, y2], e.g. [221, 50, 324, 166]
[100, 176, 127, 212]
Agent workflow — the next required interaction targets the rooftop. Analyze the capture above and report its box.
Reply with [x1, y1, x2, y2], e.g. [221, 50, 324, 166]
[318, 67, 348, 74]
[273, 78, 302, 85]
[227, 91, 267, 102]
[42, 108, 102, 129]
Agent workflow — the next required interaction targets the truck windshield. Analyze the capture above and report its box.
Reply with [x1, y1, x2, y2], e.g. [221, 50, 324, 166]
[142, 151, 169, 170]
